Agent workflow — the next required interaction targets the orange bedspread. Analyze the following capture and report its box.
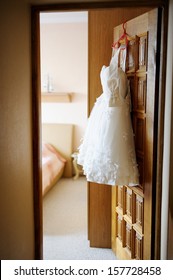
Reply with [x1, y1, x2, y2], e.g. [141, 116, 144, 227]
[42, 143, 66, 196]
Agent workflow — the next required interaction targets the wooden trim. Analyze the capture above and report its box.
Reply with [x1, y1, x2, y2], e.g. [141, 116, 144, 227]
[31, 7, 43, 260]
[31, 0, 168, 260]
[31, 1, 168, 12]
[151, 7, 163, 260]
[154, 6, 168, 260]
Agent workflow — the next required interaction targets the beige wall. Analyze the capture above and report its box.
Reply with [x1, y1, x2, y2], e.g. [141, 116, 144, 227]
[161, 0, 173, 260]
[40, 21, 88, 151]
[0, 0, 172, 260]
[0, 0, 34, 259]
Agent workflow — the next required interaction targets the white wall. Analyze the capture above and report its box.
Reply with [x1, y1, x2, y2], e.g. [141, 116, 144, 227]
[161, 0, 173, 260]
[40, 18, 88, 151]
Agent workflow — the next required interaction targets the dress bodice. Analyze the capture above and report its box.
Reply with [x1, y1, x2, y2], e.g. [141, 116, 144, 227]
[100, 48, 130, 108]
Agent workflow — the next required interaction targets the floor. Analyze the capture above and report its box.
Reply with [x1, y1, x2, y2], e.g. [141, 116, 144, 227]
[43, 177, 116, 260]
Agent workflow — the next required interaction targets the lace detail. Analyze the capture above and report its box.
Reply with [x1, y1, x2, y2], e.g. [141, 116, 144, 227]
[78, 148, 118, 185]
[78, 144, 139, 186]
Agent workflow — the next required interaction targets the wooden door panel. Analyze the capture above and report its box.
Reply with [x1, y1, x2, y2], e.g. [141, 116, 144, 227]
[134, 232, 144, 260]
[135, 194, 144, 230]
[88, 7, 152, 250]
[136, 155, 144, 186]
[134, 115, 146, 155]
[88, 9, 123, 248]
[125, 187, 135, 223]
[135, 75, 147, 113]
[89, 183, 112, 248]
[112, 9, 158, 260]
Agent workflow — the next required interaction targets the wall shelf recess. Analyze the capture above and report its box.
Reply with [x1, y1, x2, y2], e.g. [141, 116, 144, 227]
[41, 92, 72, 103]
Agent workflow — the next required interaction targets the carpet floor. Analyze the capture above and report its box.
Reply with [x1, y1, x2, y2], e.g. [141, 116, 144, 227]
[43, 177, 117, 260]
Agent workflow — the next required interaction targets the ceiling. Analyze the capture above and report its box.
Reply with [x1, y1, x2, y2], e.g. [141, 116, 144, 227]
[40, 11, 88, 24]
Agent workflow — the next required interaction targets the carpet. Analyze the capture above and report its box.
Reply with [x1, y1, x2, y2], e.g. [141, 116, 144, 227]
[43, 177, 116, 260]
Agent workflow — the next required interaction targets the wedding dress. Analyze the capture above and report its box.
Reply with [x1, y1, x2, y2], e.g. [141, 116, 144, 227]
[77, 47, 139, 186]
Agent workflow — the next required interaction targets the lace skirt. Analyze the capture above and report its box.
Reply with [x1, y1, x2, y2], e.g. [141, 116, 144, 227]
[77, 94, 139, 186]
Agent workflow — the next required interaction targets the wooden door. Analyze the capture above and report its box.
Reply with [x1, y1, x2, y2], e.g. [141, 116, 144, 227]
[112, 9, 159, 260]
[88, 7, 152, 248]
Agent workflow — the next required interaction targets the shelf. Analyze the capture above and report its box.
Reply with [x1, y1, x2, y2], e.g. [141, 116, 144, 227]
[41, 92, 72, 103]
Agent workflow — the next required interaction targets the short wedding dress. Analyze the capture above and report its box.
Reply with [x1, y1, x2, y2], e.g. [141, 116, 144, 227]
[77, 47, 139, 186]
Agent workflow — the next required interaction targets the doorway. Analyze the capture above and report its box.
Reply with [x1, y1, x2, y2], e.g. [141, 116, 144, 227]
[39, 11, 116, 259]
[31, 2, 167, 260]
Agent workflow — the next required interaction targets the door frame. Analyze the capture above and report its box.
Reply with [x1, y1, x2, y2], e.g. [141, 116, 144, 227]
[31, 0, 168, 260]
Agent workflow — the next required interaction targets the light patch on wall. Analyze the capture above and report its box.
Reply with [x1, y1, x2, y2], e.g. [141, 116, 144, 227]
[40, 11, 88, 24]
[40, 10, 88, 151]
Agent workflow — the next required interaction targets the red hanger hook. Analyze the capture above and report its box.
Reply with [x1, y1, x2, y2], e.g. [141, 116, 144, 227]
[112, 21, 129, 49]
[122, 21, 127, 34]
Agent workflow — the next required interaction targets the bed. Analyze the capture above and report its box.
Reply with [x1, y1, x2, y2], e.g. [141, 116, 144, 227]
[42, 123, 73, 196]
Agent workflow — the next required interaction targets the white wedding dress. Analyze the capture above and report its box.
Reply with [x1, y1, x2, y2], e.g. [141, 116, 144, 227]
[77, 47, 139, 186]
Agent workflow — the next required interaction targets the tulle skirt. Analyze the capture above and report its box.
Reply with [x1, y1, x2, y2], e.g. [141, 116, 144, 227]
[77, 94, 139, 186]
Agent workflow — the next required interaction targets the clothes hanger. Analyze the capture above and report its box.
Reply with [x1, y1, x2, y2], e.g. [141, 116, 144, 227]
[112, 22, 129, 49]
